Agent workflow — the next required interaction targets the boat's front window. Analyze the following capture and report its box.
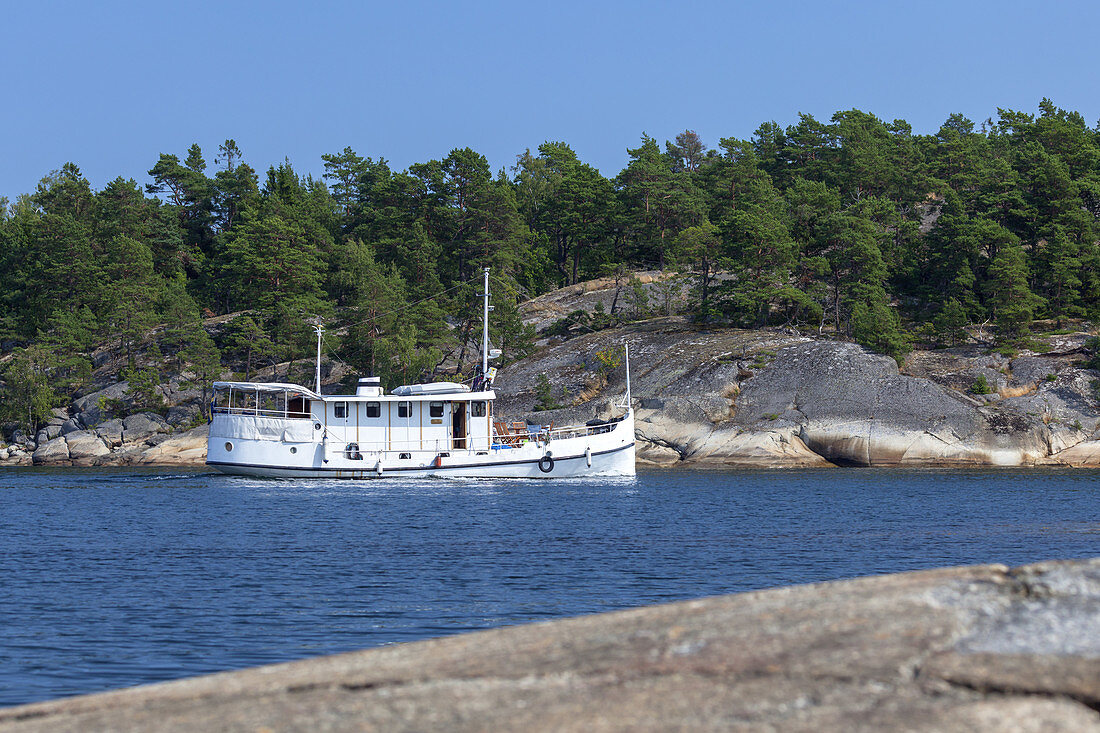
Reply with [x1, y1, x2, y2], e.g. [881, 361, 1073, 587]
[259, 391, 279, 415]
[212, 387, 231, 413]
[232, 390, 256, 412]
[212, 387, 313, 419]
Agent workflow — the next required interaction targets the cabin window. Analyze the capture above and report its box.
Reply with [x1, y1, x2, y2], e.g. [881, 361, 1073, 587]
[288, 396, 311, 418]
[334, 402, 348, 419]
[429, 402, 444, 418]
[366, 402, 381, 418]
[471, 401, 486, 417]
[397, 401, 411, 418]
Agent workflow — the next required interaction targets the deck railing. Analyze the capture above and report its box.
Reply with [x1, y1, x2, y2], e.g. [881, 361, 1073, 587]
[215, 408, 623, 456]
[211, 406, 312, 419]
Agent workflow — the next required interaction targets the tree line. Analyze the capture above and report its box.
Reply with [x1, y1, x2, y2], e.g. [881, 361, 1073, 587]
[1, 99, 1099, 429]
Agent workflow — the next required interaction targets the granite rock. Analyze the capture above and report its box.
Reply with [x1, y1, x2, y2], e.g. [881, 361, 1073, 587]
[121, 413, 170, 442]
[95, 419, 124, 448]
[65, 431, 111, 463]
[2, 559, 1098, 732]
[31, 437, 69, 465]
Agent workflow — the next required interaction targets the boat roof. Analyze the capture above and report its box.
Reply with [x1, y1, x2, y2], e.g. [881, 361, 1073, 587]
[212, 380, 495, 402]
[213, 381, 322, 399]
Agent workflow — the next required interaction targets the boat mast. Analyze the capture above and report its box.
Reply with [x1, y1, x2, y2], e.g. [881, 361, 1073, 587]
[313, 323, 324, 394]
[481, 267, 490, 378]
[624, 342, 631, 409]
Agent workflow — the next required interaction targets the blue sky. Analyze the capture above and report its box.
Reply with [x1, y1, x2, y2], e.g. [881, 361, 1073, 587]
[3, 0, 1098, 202]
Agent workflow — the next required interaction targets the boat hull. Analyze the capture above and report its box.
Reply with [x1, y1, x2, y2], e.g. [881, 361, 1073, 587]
[207, 410, 636, 479]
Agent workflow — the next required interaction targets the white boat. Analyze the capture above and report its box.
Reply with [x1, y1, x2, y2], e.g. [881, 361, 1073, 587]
[206, 270, 635, 479]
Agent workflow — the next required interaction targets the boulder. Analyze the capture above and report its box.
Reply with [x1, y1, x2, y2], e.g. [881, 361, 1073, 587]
[122, 413, 170, 443]
[32, 437, 69, 465]
[95, 419, 124, 448]
[65, 431, 110, 463]
[71, 382, 130, 414]
[165, 403, 201, 427]
[136, 426, 209, 465]
[0, 448, 7, 461]
[12, 430, 33, 449]
[59, 418, 83, 436]
[72, 382, 130, 427]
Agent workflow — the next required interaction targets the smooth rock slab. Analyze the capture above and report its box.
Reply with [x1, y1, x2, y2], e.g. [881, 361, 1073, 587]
[64, 431, 111, 463]
[30, 437, 69, 465]
[94, 419, 124, 448]
[2, 559, 1099, 732]
[121, 413, 170, 443]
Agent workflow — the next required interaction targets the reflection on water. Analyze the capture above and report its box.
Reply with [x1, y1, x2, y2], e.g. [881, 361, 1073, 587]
[1, 466, 1098, 706]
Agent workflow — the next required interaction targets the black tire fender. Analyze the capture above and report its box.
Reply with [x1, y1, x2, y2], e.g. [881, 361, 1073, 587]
[538, 454, 554, 473]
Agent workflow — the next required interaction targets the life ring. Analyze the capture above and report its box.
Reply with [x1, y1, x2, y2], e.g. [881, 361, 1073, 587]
[538, 454, 554, 473]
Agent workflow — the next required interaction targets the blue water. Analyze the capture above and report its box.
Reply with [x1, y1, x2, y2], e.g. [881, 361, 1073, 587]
[1, 467, 1098, 707]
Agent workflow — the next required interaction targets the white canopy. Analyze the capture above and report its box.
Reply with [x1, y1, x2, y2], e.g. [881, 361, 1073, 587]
[212, 381, 322, 399]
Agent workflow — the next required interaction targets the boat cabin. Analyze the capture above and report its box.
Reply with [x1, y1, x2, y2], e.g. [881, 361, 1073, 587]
[210, 378, 497, 456]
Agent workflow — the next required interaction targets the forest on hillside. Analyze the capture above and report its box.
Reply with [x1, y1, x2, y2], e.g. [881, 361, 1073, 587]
[2, 99, 1099, 430]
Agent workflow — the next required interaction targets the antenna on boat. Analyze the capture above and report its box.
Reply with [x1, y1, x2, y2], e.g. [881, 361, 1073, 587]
[313, 323, 325, 394]
[481, 267, 492, 379]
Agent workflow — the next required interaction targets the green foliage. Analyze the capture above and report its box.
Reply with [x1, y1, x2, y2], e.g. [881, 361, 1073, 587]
[0, 346, 60, 432]
[124, 367, 163, 413]
[850, 299, 909, 365]
[594, 346, 623, 377]
[1084, 336, 1100, 371]
[932, 298, 969, 346]
[2, 99, 1100, 406]
[532, 373, 562, 412]
[970, 375, 992, 395]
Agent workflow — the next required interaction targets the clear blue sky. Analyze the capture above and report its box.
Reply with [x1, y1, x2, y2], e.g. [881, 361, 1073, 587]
[3, 0, 1098, 202]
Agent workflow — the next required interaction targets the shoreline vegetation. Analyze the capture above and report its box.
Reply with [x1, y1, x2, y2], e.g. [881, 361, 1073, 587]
[3, 100, 1100, 467]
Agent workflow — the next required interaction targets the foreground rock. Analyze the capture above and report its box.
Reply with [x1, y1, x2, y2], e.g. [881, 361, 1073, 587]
[3, 559, 1098, 732]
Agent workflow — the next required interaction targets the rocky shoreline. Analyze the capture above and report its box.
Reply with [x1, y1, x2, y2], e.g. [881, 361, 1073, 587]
[491, 319, 1100, 469]
[6, 320, 1100, 470]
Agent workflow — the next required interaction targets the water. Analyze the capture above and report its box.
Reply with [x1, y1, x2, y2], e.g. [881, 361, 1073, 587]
[1, 466, 1098, 707]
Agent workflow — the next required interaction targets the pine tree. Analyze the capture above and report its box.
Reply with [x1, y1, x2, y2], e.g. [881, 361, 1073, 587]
[987, 242, 1043, 340]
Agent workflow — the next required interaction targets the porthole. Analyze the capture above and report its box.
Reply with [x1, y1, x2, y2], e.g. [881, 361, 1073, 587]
[313, 422, 322, 431]
[224, 442, 233, 452]
[290, 447, 297, 454]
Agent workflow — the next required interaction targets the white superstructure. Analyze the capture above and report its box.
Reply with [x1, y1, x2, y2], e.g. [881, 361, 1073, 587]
[205, 380, 634, 479]
[205, 269, 635, 479]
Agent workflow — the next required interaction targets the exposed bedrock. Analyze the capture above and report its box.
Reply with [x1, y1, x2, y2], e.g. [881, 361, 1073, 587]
[494, 321, 1100, 468]
[3, 558, 1099, 731]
